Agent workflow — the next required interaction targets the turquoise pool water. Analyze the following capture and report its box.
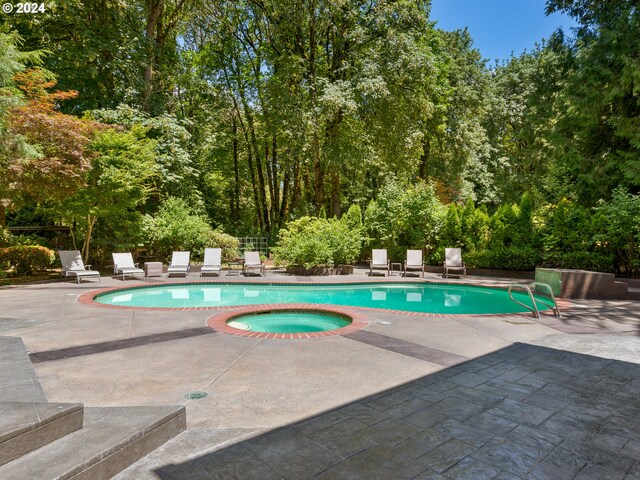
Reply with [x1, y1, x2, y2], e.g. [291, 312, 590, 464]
[227, 311, 351, 333]
[94, 283, 548, 315]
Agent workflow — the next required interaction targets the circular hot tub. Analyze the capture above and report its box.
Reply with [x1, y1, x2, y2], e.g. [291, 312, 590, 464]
[227, 310, 351, 333]
[207, 305, 369, 339]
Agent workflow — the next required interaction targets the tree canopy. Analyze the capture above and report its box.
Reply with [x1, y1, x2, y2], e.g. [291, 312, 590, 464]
[1, 0, 638, 269]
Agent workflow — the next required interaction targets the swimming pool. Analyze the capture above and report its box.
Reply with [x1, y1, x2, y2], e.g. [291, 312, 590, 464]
[93, 283, 549, 315]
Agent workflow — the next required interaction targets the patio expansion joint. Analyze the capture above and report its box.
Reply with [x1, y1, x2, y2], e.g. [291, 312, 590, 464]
[198, 338, 263, 393]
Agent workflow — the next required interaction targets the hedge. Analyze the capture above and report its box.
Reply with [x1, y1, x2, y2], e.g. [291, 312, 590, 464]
[0, 245, 56, 275]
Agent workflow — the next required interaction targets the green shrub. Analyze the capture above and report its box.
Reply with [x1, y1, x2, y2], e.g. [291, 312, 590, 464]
[440, 204, 463, 248]
[460, 199, 490, 251]
[273, 214, 363, 269]
[142, 197, 214, 260]
[0, 228, 14, 247]
[557, 251, 615, 273]
[539, 198, 594, 266]
[465, 246, 541, 270]
[488, 193, 537, 250]
[364, 179, 443, 260]
[593, 187, 640, 276]
[0, 245, 56, 275]
[207, 231, 240, 262]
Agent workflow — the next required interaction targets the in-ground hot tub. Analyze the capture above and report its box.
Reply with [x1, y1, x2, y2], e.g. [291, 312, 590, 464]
[226, 309, 351, 333]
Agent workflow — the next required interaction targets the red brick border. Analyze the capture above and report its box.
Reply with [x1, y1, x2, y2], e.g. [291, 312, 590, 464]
[206, 304, 369, 339]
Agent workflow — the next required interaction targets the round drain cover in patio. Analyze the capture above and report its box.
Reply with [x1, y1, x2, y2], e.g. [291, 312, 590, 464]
[184, 391, 208, 400]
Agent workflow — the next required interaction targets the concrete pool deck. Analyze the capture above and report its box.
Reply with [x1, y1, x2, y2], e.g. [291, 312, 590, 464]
[0, 269, 639, 478]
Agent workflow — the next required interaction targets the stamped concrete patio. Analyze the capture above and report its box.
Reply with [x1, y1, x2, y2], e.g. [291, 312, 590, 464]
[0, 268, 638, 479]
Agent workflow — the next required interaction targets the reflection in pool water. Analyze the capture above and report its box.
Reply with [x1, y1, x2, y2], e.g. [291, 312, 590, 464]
[95, 283, 548, 315]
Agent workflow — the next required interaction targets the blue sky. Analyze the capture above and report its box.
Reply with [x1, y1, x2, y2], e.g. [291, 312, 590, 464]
[430, 0, 577, 62]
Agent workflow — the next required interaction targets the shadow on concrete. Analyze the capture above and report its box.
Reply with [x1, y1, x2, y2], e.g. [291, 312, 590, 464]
[539, 300, 640, 336]
[152, 343, 640, 479]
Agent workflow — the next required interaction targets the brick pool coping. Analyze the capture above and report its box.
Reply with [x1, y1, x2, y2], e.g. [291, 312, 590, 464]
[206, 304, 370, 339]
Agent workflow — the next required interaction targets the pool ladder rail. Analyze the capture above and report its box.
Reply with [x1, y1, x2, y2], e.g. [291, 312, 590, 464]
[508, 282, 561, 318]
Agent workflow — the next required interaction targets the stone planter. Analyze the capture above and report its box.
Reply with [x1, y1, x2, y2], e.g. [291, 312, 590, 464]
[286, 265, 354, 276]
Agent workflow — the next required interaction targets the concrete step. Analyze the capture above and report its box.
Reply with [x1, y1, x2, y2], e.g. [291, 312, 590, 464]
[0, 336, 47, 403]
[0, 405, 186, 480]
[0, 401, 83, 466]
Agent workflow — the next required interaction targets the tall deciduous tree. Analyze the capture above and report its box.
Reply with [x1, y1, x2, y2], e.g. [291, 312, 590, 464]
[7, 69, 106, 204]
[60, 127, 157, 262]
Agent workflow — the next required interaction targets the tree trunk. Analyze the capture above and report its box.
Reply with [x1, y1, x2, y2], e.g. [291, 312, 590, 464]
[418, 137, 431, 179]
[82, 216, 97, 264]
[278, 162, 291, 229]
[144, 0, 163, 112]
[270, 136, 280, 226]
[264, 140, 274, 226]
[253, 139, 271, 234]
[291, 158, 301, 216]
[307, 0, 324, 214]
[331, 169, 341, 217]
[232, 115, 240, 229]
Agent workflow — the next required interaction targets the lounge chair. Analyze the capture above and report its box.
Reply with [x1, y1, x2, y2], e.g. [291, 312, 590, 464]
[167, 251, 190, 277]
[444, 248, 466, 278]
[112, 252, 144, 280]
[404, 249, 424, 277]
[201, 248, 222, 277]
[243, 251, 265, 276]
[58, 250, 101, 284]
[369, 249, 389, 276]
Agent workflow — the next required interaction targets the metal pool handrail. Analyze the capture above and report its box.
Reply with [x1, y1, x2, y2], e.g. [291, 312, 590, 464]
[508, 282, 561, 318]
[508, 284, 540, 318]
[528, 282, 561, 317]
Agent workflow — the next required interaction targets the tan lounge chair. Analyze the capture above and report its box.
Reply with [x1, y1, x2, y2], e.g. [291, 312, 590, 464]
[404, 250, 424, 277]
[201, 248, 222, 276]
[112, 252, 144, 280]
[167, 251, 190, 277]
[243, 251, 265, 276]
[369, 249, 389, 276]
[59, 250, 101, 284]
[444, 248, 466, 278]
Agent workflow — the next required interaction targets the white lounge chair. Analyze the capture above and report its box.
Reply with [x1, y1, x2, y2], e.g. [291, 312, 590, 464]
[112, 252, 144, 280]
[444, 248, 466, 278]
[404, 250, 424, 277]
[201, 248, 222, 277]
[167, 251, 190, 277]
[243, 251, 265, 276]
[369, 249, 389, 276]
[58, 250, 101, 284]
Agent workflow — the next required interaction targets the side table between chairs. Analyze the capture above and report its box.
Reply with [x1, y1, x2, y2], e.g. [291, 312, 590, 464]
[144, 261, 163, 277]
[227, 259, 244, 276]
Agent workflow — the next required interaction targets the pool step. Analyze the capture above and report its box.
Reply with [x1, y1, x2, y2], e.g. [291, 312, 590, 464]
[0, 405, 186, 480]
[0, 401, 84, 466]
